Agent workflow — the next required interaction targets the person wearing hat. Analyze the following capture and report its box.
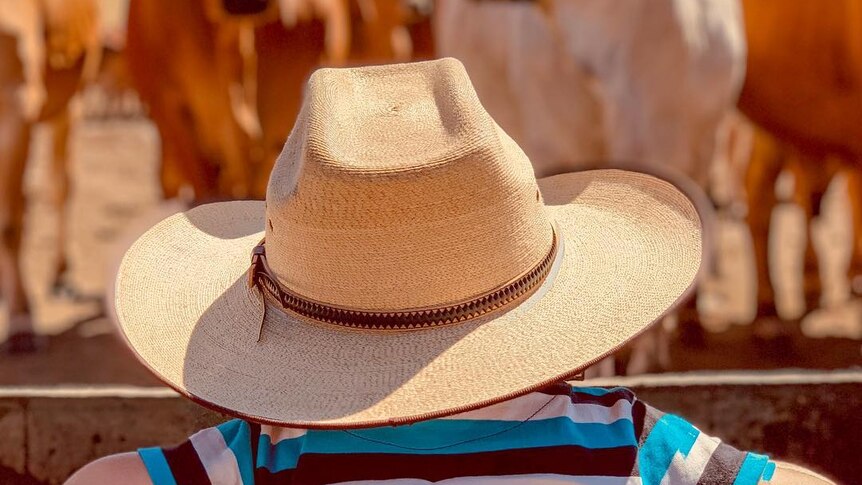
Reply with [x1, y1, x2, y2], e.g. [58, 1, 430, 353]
[67, 59, 832, 484]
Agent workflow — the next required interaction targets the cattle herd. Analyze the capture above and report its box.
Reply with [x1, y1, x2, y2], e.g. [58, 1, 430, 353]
[0, 0, 859, 370]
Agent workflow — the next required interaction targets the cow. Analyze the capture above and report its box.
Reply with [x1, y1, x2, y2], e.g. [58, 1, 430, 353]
[249, 0, 349, 197]
[738, 0, 862, 342]
[0, 0, 100, 352]
[435, 0, 746, 373]
[435, 0, 746, 181]
[126, 0, 257, 201]
[127, 0, 421, 201]
[253, 0, 422, 196]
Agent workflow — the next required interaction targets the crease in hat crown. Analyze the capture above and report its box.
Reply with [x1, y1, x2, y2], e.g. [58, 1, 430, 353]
[263, 58, 555, 313]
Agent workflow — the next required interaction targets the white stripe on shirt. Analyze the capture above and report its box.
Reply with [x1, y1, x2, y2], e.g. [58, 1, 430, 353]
[261, 424, 308, 444]
[661, 431, 721, 485]
[190, 426, 243, 485]
[450, 393, 634, 424]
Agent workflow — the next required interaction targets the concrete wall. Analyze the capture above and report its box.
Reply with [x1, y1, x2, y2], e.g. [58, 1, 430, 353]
[2, 370, 859, 484]
[0, 388, 225, 484]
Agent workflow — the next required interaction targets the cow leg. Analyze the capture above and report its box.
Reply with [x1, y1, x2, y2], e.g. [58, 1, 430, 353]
[151, 97, 218, 201]
[793, 160, 831, 312]
[0, 103, 37, 352]
[802, 192, 825, 311]
[47, 107, 76, 298]
[158, 142, 184, 200]
[745, 132, 793, 354]
[152, 110, 183, 200]
[747, 133, 781, 319]
[215, 116, 252, 200]
[846, 168, 862, 294]
[212, 27, 251, 200]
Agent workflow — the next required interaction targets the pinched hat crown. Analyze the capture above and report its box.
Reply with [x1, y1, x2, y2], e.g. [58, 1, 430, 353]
[263, 58, 555, 312]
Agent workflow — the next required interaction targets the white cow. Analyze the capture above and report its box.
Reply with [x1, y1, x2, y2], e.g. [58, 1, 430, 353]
[435, 0, 746, 184]
[436, 0, 746, 374]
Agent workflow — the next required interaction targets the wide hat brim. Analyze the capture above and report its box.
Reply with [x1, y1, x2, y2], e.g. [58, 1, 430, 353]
[115, 169, 703, 429]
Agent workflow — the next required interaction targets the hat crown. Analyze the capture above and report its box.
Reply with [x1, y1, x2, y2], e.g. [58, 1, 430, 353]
[264, 59, 554, 311]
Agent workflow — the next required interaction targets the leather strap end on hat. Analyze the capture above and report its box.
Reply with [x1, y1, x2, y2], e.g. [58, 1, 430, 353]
[246, 228, 559, 334]
[249, 242, 267, 342]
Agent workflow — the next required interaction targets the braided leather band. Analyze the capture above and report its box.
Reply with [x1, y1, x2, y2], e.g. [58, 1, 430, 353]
[247, 228, 559, 330]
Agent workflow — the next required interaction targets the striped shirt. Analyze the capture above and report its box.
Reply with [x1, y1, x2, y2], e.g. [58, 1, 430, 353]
[138, 384, 777, 484]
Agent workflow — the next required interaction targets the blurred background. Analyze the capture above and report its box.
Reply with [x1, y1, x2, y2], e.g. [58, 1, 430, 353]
[0, 0, 860, 482]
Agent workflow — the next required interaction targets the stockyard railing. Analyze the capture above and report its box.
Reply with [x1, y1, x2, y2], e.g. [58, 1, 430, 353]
[0, 369, 859, 484]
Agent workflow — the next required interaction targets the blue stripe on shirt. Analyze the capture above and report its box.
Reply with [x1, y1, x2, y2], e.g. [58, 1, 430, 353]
[762, 460, 777, 481]
[733, 452, 771, 485]
[571, 386, 630, 397]
[137, 447, 178, 485]
[217, 419, 255, 485]
[256, 416, 637, 473]
[638, 413, 700, 485]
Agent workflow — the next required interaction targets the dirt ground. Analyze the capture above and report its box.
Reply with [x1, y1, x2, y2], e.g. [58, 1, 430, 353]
[0, 114, 859, 386]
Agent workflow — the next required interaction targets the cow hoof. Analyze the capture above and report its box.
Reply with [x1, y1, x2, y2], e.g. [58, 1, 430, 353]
[0, 331, 45, 355]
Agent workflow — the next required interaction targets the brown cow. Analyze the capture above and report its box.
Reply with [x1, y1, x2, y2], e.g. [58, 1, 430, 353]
[128, 0, 418, 200]
[253, 0, 424, 196]
[250, 0, 349, 197]
[126, 0, 257, 201]
[739, 0, 862, 340]
[0, 0, 99, 351]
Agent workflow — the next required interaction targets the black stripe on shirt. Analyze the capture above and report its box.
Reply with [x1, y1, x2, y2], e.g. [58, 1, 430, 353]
[254, 444, 638, 484]
[570, 387, 637, 407]
[534, 382, 576, 396]
[250, 421, 266, 483]
[162, 439, 211, 485]
[636, 400, 663, 447]
[631, 399, 662, 477]
[696, 442, 747, 485]
[632, 399, 647, 443]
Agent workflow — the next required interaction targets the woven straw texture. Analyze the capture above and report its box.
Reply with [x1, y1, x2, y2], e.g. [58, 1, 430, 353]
[114, 59, 702, 428]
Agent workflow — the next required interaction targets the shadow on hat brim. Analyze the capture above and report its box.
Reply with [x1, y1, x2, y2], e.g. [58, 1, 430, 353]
[114, 169, 703, 429]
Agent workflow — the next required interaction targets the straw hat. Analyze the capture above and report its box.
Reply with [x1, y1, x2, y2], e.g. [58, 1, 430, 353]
[115, 58, 703, 429]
